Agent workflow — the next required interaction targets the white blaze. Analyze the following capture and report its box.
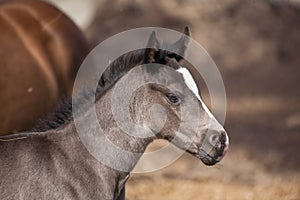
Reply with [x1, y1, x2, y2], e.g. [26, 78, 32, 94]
[176, 67, 229, 147]
[176, 67, 214, 118]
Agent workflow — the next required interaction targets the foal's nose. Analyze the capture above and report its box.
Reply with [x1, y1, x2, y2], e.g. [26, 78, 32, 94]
[199, 130, 229, 166]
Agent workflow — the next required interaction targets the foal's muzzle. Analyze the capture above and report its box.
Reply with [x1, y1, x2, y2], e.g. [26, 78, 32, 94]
[199, 131, 229, 166]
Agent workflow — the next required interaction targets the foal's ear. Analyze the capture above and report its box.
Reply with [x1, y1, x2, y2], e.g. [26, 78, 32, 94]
[183, 26, 191, 37]
[170, 26, 191, 58]
[144, 31, 160, 63]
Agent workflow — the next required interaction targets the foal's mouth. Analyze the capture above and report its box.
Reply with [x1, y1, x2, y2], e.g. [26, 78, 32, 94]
[198, 141, 229, 166]
[187, 149, 221, 166]
[190, 141, 229, 166]
[198, 149, 220, 166]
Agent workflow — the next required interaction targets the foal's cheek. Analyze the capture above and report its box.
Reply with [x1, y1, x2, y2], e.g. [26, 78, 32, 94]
[149, 104, 167, 125]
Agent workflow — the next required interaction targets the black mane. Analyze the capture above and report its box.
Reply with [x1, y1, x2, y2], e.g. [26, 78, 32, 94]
[32, 49, 145, 132]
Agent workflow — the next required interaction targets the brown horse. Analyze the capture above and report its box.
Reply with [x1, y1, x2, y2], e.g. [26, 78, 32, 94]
[0, 0, 88, 135]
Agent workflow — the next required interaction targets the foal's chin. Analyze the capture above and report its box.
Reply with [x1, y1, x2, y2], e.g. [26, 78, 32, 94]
[198, 147, 228, 166]
[191, 152, 219, 166]
[199, 155, 219, 166]
[187, 146, 228, 166]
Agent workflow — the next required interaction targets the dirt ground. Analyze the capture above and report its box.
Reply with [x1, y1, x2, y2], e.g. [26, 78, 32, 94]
[83, 0, 300, 199]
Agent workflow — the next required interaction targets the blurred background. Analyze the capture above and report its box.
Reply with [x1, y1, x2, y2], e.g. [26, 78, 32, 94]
[46, 0, 300, 199]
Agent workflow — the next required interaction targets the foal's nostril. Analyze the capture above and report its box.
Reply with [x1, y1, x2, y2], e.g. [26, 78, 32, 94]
[209, 134, 219, 145]
[209, 131, 226, 146]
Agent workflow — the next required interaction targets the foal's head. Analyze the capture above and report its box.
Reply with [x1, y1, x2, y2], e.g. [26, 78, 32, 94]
[124, 27, 229, 166]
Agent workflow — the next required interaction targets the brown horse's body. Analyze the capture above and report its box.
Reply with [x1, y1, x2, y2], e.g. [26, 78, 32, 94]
[0, 0, 88, 135]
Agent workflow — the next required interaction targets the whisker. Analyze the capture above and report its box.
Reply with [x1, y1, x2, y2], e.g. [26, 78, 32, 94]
[214, 163, 224, 170]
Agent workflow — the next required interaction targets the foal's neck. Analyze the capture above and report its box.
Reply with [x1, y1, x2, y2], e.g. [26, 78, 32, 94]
[64, 84, 154, 172]
[47, 84, 155, 198]
[98, 87, 154, 146]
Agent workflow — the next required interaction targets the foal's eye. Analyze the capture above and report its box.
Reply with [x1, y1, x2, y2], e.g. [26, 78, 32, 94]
[166, 94, 181, 105]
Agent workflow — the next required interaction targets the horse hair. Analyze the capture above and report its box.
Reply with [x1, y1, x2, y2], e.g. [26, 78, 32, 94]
[32, 49, 145, 132]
